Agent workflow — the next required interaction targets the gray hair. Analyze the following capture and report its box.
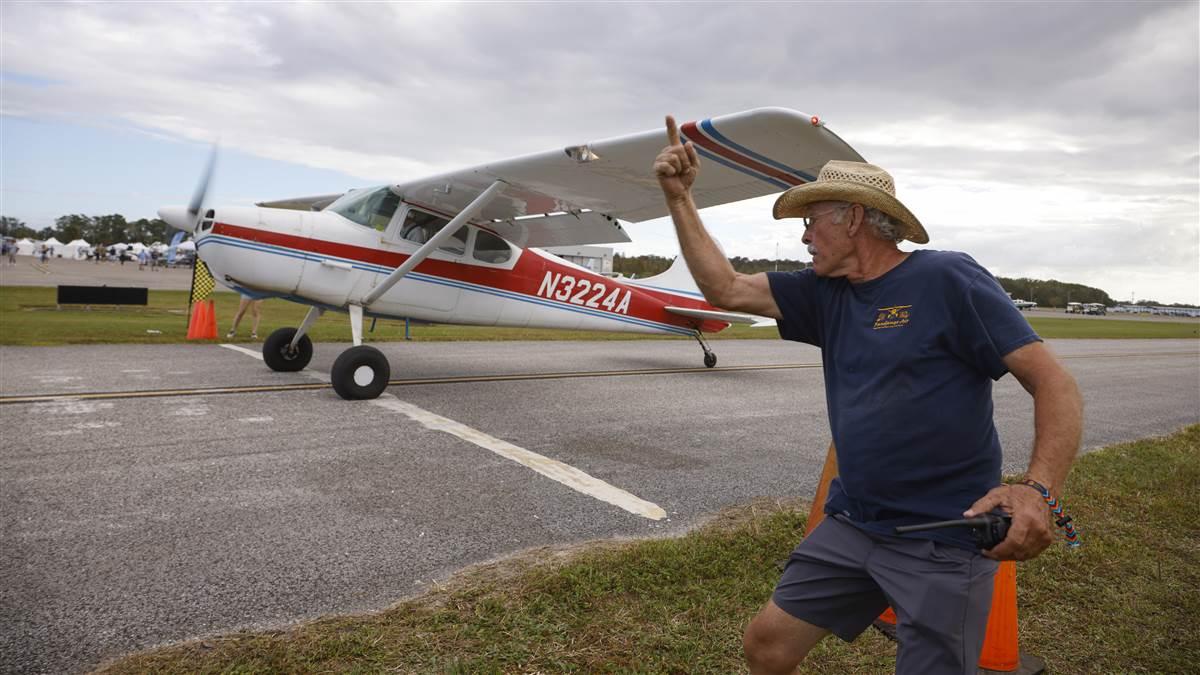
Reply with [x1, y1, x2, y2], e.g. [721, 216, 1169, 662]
[828, 202, 904, 242]
[863, 206, 903, 242]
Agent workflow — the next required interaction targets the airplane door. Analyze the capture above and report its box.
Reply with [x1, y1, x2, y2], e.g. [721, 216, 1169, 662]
[367, 206, 464, 316]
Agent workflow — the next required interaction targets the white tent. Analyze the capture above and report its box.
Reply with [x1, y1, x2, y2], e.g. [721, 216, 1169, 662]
[109, 242, 128, 252]
[127, 242, 148, 254]
[16, 238, 36, 255]
[62, 238, 91, 259]
[41, 237, 64, 256]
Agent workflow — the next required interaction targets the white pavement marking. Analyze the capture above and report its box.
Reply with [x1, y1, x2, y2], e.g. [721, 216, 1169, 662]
[372, 395, 666, 520]
[237, 416, 274, 423]
[34, 399, 113, 415]
[219, 343, 264, 359]
[172, 397, 210, 417]
[217, 342, 666, 520]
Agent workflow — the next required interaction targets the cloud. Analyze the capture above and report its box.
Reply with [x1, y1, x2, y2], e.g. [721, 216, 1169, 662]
[1, 1, 1196, 302]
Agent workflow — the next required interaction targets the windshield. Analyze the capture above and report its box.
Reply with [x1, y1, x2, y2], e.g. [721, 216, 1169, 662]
[327, 186, 402, 231]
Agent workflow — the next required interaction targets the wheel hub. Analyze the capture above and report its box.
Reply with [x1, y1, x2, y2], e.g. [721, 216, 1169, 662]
[352, 365, 375, 387]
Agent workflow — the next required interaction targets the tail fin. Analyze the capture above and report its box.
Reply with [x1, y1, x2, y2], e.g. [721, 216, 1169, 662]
[628, 253, 705, 300]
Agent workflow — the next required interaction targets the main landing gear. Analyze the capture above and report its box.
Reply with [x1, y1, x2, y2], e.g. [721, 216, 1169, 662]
[262, 305, 392, 400]
[694, 330, 717, 368]
[331, 345, 390, 400]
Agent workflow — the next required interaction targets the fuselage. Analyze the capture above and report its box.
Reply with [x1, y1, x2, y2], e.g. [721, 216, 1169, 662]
[193, 205, 728, 336]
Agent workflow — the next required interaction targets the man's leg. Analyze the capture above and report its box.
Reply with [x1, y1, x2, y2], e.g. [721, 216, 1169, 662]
[746, 516, 890, 674]
[744, 600, 829, 674]
[872, 537, 997, 675]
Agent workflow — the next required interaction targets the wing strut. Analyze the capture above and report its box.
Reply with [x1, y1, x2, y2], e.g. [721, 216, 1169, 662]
[359, 180, 506, 308]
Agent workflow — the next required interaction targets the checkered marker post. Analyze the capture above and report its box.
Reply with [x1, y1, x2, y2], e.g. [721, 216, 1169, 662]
[186, 260, 218, 339]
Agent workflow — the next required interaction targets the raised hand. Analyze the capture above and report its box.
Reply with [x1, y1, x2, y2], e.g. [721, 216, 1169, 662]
[653, 115, 701, 201]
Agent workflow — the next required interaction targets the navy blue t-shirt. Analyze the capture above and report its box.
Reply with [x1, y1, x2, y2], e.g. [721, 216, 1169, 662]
[767, 250, 1041, 549]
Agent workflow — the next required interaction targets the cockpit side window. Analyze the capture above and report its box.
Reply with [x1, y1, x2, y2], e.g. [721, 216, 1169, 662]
[328, 186, 401, 232]
[472, 229, 512, 264]
[401, 209, 466, 255]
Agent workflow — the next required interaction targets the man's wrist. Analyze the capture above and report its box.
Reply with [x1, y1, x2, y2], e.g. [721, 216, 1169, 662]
[1015, 478, 1051, 498]
[664, 193, 692, 209]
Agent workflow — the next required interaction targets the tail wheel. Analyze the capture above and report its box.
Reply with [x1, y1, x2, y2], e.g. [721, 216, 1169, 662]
[703, 352, 717, 368]
[262, 327, 313, 372]
[331, 345, 391, 400]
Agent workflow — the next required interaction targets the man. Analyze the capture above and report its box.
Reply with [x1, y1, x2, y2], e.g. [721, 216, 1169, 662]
[653, 116, 1082, 674]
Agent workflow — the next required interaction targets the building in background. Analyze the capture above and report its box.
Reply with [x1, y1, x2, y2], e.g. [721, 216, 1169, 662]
[544, 245, 613, 275]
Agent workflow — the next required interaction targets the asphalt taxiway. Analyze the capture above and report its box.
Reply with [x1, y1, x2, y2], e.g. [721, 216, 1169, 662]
[1, 338, 1198, 673]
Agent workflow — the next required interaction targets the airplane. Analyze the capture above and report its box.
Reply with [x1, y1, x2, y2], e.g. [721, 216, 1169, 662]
[1013, 299, 1037, 310]
[158, 107, 864, 400]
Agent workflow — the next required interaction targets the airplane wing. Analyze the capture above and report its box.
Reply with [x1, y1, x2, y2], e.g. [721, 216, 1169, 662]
[388, 107, 865, 247]
[256, 193, 345, 211]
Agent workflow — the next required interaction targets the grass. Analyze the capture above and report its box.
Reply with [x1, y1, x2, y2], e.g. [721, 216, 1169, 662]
[96, 425, 1200, 674]
[1024, 316, 1199, 339]
[2, 286, 1197, 346]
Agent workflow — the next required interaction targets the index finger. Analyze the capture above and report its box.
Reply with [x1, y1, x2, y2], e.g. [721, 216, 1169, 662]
[665, 115, 681, 146]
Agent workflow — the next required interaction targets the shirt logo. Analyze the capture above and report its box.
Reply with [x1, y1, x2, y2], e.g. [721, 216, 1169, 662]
[873, 304, 912, 330]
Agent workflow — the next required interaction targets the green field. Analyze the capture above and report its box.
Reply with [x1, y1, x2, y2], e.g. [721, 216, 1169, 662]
[1, 286, 1196, 346]
[95, 425, 1200, 674]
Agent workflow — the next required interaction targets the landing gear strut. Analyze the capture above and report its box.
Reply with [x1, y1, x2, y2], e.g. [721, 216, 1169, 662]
[694, 330, 717, 368]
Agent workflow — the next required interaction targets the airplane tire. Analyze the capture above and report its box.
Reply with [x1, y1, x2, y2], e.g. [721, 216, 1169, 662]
[263, 327, 313, 372]
[331, 345, 391, 400]
[703, 352, 717, 368]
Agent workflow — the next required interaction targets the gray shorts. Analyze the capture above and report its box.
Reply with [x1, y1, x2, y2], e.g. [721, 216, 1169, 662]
[773, 515, 998, 675]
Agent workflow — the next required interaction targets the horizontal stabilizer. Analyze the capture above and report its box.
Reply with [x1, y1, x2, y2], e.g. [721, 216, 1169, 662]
[664, 306, 777, 328]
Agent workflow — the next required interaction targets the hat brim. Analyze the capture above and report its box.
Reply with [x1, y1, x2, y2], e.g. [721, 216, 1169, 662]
[773, 181, 929, 244]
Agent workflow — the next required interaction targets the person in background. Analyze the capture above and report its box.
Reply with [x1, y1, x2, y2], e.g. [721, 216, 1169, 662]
[227, 294, 264, 340]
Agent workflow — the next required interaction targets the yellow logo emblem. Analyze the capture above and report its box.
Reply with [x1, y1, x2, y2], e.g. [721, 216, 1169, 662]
[873, 304, 912, 330]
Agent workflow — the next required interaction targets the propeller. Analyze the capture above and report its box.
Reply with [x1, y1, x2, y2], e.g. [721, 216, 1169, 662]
[158, 143, 218, 233]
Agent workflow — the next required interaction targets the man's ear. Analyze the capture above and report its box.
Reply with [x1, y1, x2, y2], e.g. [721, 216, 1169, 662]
[844, 204, 862, 238]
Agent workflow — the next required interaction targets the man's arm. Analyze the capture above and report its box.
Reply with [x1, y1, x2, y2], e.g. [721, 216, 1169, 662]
[653, 116, 781, 319]
[966, 341, 1083, 560]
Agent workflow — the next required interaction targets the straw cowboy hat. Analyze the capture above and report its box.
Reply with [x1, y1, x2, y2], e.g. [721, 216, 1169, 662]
[773, 160, 929, 244]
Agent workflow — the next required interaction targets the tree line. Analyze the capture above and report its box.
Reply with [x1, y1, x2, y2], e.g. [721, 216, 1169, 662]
[1, 215, 173, 245]
[614, 253, 810, 278]
[615, 254, 1148, 308]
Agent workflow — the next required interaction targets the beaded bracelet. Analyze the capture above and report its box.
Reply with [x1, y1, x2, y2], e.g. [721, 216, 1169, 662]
[1016, 479, 1081, 547]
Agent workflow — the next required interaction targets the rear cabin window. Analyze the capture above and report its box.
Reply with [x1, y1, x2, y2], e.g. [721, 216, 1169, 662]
[401, 209, 466, 255]
[473, 229, 512, 264]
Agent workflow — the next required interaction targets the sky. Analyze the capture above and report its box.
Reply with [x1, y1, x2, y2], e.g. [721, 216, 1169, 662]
[1, 1, 1197, 304]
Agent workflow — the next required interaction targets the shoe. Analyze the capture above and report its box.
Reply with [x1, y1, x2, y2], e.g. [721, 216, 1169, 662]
[226, 330, 235, 338]
[250, 332, 258, 339]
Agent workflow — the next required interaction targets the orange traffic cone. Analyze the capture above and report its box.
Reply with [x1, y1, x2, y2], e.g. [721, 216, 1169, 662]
[979, 560, 1020, 671]
[804, 443, 838, 536]
[186, 300, 218, 340]
[200, 299, 218, 339]
[186, 301, 205, 339]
